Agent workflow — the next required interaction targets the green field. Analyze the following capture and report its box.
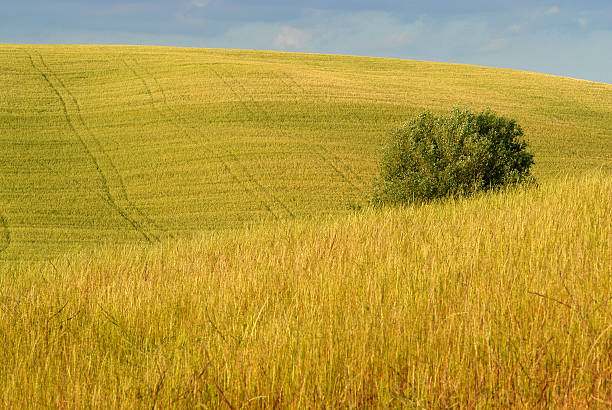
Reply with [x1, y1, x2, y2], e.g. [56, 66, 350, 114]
[1, 45, 612, 407]
[1, 44, 611, 261]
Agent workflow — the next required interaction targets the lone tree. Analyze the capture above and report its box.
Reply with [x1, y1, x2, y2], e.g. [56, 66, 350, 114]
[371, 107, 535, 205]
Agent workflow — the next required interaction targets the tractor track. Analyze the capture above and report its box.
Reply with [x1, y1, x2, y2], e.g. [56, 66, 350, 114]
[219, 67, 363, 193]
[34, 53, 170, 240]
[123, 58, 290, 220]
[204, 66, 295, 218]
[121, 59, 277, 219]
[27, 51, 158, 243]
[0, 213, 10, 256]
[274, 71, 366, 193]
[33, 159, 158, 241]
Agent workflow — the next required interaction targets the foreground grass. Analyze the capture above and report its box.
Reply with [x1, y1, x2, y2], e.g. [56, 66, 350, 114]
[1, 174, 610, 408]
[1, 44, 612, 260]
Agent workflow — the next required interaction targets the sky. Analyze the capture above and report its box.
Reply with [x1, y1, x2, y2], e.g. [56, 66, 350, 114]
[2, 1, 611, 84]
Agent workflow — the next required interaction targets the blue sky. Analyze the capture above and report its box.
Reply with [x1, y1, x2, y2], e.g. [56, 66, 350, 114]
[2, 1, 611, 83]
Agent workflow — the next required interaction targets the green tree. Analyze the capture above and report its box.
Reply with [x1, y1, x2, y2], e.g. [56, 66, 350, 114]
[372, 108, 535, 205]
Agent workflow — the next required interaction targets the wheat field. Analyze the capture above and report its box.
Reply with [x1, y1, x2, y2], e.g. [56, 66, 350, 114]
[1, 44, 611, 261]
[1, 44, 612, 408]
[1, 175, 610, 407]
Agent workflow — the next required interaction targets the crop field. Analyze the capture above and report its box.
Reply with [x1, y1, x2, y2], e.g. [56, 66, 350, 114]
[1, 175, 610, 407]
[0, 44, 611, 407]
[1, 44, 611, 261]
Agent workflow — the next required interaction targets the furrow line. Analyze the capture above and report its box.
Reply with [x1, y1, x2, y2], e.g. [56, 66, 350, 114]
[27, 53, 110, 200]
[27, 52, 154, 243]
[33, 160, 154, 244]
[275, 72, 366, 192]
[122, 59, 280, 220]
[0, 213, 11, 256]
[208, 67, 296, 218]
[224, 69, 362, 193]
[35, 52, 167, 241]
[282, 73, 366, 185]
[38, 55, 129, 202]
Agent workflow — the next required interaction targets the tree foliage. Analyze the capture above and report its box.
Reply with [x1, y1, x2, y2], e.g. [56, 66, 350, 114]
[372, 108, 535, 205]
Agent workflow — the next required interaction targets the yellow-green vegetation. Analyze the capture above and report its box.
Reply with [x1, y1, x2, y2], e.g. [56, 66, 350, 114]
[1, 44, 611, 260]
[1, 44, 611, 407]
[1, 175, 610, 407]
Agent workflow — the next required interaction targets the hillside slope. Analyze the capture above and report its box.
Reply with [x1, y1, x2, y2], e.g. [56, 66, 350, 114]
[1, 175, 610, 407]
[1, 44, 611, 260]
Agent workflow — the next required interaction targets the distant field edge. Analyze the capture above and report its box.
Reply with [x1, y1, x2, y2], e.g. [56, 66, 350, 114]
[1, 43, 611, 86]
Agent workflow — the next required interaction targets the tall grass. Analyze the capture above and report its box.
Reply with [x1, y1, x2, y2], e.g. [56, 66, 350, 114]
[1, 174, 610, 408]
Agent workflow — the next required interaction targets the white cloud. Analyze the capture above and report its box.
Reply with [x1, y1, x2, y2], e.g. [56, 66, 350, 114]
[383, 22, 423, 48]
[93, 3, 162, 16]
[481, 38, 509, 52]
[273, 26, 311, 50]
[191, 0, 209, 8]
[507, 23, 524, 34]
[545, 6, 560, 15]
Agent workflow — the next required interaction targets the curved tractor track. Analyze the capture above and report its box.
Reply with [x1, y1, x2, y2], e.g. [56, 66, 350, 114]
[275, 71, 367, 192]
[0, 213, 10, 256]
[27, 51, 165, 243]
[122, 58, 294, 220]
[205, 66, 295, 218]
[217, 66, 365, 194]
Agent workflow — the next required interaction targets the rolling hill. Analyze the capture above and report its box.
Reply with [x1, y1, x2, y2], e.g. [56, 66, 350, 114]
[1, 175, 610, 407]
[1, 44, 611, 407]
[1, 44, 611, 261]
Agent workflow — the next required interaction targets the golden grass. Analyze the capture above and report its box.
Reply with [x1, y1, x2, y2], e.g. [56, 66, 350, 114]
[1, 44, 611, 260]
[1, 174, 610, 408]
